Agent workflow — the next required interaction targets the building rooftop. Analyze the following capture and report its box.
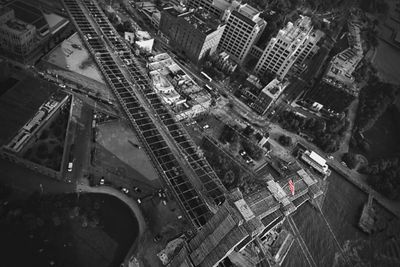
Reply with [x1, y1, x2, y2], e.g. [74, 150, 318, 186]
[238, 4, 260, 20]
[261, 78, 289, 99]
[280, 16, 312, 41]
[309, 151, 327, 167]
[2, 17, 34, 35]
[42, 12, 69, 35]
[213, 0, 236, 10]
[0, 6, 12, 17]
[164, 5, 222, 35]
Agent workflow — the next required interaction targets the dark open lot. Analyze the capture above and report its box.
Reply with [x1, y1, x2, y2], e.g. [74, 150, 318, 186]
[363, 105, 400, 160]
[304, 82, 355, 113]
[0, 192, 138, 267]
[0, 75, 56, 146]
[0, 77, 19, 96]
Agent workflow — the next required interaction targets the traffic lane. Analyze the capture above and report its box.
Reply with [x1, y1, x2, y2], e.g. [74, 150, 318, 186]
[71, 103, 93, 184]
[60, 97, 78, 182]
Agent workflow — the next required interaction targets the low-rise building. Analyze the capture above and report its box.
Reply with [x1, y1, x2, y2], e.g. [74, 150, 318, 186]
[213, 51, 237, 74]
[135, 30, 154, 52]
[160, 5, 226, 64]
[323, 21, 363, 96]
[251, 78, 289, 115]
[148, 53, 212, 120]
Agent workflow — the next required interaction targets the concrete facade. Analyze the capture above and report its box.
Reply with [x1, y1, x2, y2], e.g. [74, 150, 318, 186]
[218, 4, 266, 64]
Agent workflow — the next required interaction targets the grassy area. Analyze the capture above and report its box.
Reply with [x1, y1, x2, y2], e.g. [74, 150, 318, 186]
[23, 99, 70, 171]
[0, 75, 56, 146]
[0, 192, 138, 267]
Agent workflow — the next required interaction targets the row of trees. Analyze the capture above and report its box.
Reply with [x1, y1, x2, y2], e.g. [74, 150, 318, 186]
[201, 138, 261, 194]
[361, 156, 400, 200]
[219, 125, 264, 160]
[342, 152, 360, 169]
[278, 111, 349, 153]
[359, 0, 389, 15]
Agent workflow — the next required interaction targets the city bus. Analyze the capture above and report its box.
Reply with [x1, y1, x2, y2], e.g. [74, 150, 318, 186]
[200, 71, 212, 82]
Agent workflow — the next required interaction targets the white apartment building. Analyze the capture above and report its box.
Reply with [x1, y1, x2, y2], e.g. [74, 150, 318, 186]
[218, 3, 266, 64]
[254, 16, 323, 80]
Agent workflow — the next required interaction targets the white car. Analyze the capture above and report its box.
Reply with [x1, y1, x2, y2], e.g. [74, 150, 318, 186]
[121, 187, 129, 194]
[67, 162, 73, 172]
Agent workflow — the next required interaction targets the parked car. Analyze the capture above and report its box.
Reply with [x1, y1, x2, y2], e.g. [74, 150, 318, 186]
[67, 162, 73, 172]
[239, 150, 247, 156]
[153, 234, 162, 243]
[120, 187, 129, 194]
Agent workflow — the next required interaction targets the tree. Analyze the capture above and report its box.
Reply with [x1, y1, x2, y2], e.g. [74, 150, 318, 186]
[342, 152, 359, 169]
[219, 125, 238, 144]
[278, 135, 292, 146]
[241, 139, 263, 161]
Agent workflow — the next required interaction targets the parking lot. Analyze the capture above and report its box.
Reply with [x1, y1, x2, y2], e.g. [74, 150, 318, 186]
[95, 119, 160, 185]
[44, 32, 105, 84]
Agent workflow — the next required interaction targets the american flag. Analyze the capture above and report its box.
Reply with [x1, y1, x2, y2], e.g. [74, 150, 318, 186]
[288, 179, 295, 196]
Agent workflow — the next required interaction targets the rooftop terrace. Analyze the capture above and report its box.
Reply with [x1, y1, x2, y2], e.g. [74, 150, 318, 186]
[164, 5, 222, 35]
[2, 18, 33, 34]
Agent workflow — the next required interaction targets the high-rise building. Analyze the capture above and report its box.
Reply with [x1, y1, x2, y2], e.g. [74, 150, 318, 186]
[0, 7, 37, 61]
[254, 16, 323, 80]
[218, 3, 266, 64]
[159, 5, 226, 63]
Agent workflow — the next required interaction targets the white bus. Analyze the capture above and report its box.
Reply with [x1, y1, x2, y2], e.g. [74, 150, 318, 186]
[200, 71, 212, 82]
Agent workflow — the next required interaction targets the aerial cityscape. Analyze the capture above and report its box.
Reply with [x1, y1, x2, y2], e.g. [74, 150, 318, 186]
[0, 0, 399, 266]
